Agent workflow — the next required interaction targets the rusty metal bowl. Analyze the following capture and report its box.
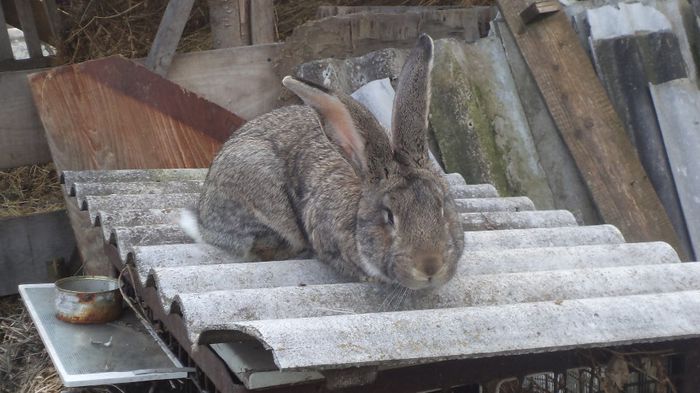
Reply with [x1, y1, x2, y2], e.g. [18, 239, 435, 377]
[55, 276, 123, 324]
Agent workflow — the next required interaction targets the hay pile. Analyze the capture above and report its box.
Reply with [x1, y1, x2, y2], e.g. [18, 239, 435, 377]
[0, 163, 64, 219]
[0, 295, 61, 393]
[56, 0, 212, 64]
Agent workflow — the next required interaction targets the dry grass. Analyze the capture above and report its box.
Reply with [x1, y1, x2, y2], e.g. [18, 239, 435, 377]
[54, 0, 495, 64]
[0, 295, 62, 393]
[0, 163, 64, 219]
[56, 0, 212, 64]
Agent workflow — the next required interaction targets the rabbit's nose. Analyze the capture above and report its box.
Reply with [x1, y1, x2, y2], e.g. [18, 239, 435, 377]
[419, 256, 443, 278]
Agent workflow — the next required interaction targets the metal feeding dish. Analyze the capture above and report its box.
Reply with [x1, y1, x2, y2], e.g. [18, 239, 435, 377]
[19, 283, 192, 387]
[55, 276, 123, 324]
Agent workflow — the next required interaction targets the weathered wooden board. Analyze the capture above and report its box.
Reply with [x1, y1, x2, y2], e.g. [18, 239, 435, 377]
[494, 20, 600, 225]
[0, 210, 76, 296]
[276, 7, 493, 82]
[145, 0, 196, 76]
[497, 0, 686, 259]
[0, 69, 52, 169]
[166, 43, 282, 120]
[590, 32, 692, 258]
[208, 0, 243, 48]
[650, 78, 700, 259]
[251, 0, 275, 44]
[29, 55, 244, 172]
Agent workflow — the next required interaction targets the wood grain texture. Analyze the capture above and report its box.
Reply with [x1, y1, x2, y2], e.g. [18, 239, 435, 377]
[28, 55, 244, 172]
[497, 0, 686, 258]
[167, 43, 282, 120]
[13, 0, 42, 58]
[0, 69, 52, 168]
[0, 210, 76, 296]
[251, 0, 275, 44]
[145, 0, 196, 76]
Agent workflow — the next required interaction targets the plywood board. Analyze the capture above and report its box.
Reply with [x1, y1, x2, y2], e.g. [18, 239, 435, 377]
[29, 55, 244, 172]
[497, 0, 686, 259]
[166, 43, 282, 120]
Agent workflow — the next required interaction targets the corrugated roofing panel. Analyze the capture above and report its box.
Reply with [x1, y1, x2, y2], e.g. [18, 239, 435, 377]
[61, 168, 700, 390]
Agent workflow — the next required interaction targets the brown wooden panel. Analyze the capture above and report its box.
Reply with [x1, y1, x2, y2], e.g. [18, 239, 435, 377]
[28, 55, 244, 172]
[497, 0, 686, 259]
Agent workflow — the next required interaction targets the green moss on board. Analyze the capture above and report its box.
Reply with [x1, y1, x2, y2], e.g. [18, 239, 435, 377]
[429, 45, 510, 195]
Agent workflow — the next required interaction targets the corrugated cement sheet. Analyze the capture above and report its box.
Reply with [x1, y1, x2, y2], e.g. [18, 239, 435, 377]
[61, 168, 700, 389]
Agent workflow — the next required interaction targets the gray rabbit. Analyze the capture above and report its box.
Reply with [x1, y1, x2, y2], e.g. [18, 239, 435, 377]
[181, 34, 464, 289]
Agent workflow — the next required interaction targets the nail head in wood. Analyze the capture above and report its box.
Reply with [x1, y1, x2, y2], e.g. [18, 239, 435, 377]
[520, 1, 561, 25]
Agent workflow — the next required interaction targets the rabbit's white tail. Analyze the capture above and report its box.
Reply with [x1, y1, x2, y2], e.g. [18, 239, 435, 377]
[179, 209, 204, 243]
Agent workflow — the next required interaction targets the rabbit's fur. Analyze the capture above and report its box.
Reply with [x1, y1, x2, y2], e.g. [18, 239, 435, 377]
[185, 34, 464, 289]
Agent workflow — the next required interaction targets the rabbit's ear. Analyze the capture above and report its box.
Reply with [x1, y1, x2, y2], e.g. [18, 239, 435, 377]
[283, 76, 368, 174]
[391, 34, 434, 167]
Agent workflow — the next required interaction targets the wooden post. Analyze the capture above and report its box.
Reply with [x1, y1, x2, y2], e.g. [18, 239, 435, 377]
[0, 2, 14, 61]
[251, 0, 275, 44]
[207, 0, 244, 48]
[497, 0, 687, 259]
[13, 0, 42, 58]
[145, 0, 196, 76]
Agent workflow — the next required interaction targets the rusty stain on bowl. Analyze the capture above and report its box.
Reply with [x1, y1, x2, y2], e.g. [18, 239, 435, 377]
[55, 276, 123, 324]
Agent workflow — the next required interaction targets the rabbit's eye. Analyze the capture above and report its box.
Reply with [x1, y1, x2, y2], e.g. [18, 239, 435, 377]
[383, 208, 395, 226]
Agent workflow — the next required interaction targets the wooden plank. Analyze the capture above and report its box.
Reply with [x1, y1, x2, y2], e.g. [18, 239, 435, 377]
[238, 0, 251, 45]
[145, 0, 196, 76]
[251, 0, 275, 44]
[496, 0, 686, 259]
[590, 32, 692, 258]
[0, 210, 76, 296]
[40, 0, 61, 43]
[316, 5, 464, 18]
[13, 0, 42, 58]
[166, 43, 282, 120]
[0, 69, 52, 169]
[0, 2, 14, 61]
[207, 0, 244, 48]
[277, 7, 491, 81]
[28, 55, 244, 172]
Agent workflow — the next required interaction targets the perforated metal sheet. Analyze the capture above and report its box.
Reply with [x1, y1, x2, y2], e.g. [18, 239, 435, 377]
[19, 284, 190, 387]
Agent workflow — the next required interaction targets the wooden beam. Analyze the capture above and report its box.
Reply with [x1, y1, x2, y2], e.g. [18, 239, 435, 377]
[13, 0, 43, 58]
[251, 0, 275, 44]
[0, 2, 14, 61]
[145, 0, 196, 76]
[496, 0, 687, 259]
